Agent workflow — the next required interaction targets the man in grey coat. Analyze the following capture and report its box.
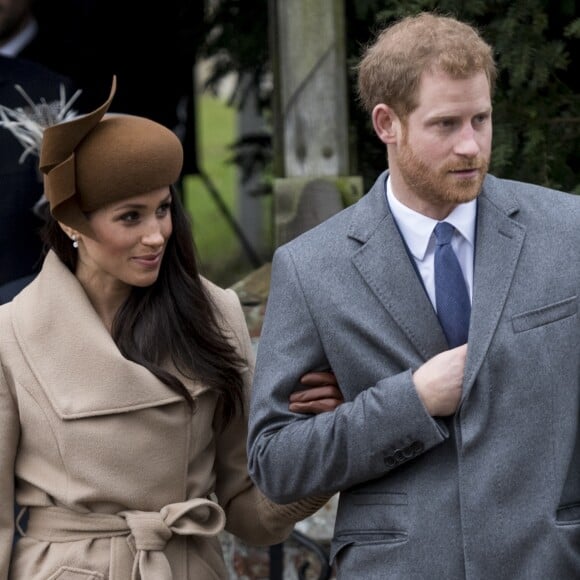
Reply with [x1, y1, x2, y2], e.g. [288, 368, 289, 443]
[247, 12, 580, 579]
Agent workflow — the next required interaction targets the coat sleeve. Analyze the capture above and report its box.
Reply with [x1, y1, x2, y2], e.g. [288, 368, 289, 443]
[247, 245, 447, 504]
[212, 287, 331, 546]
[0, 332, 19, 578]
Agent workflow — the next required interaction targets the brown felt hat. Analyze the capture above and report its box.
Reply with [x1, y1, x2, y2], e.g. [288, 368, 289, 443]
[39, 76, 183, 236]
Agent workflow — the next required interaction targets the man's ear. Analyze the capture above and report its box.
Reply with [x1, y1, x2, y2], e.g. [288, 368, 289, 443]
[372, 104, 401, 145]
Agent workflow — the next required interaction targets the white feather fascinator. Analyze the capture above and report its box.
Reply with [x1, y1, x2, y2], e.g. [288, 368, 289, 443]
[0, 83, 82, 163]
[0, 83, 82, 216]
[3, 76, 183, 237]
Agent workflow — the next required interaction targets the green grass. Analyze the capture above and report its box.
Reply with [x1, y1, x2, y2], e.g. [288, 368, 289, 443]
[183, 94, 237, 285]
[183, 94, 272, 288]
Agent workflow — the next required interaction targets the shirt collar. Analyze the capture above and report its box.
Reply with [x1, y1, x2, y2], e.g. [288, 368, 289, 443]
[386, 175, 477, 261]
[0, 18, 38, 57]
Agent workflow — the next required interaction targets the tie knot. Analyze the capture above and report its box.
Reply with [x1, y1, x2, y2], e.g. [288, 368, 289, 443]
[434, 222, 455, 246]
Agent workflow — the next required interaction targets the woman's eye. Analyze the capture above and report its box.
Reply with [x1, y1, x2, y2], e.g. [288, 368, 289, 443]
[157, 203, 171, 216]
[120, 212, 140, 223]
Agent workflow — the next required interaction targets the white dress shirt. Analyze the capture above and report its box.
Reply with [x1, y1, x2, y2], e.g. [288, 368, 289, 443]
[386, 176, 476, 311]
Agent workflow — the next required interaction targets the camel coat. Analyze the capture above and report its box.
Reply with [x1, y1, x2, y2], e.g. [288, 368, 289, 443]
[0, 251, 325, 579]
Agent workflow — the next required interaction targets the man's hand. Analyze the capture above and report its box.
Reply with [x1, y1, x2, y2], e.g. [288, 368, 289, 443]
[413, 344, 468, 417]
[289, 371, 344, 414]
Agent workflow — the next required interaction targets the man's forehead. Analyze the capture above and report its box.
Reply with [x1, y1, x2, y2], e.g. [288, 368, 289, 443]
[415, 69, 492, 111]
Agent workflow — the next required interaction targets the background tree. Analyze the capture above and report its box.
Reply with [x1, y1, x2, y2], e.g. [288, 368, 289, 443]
[203, 0, 580, 194]
[198, 0, 273, 194]
[32, 0, 204, 177]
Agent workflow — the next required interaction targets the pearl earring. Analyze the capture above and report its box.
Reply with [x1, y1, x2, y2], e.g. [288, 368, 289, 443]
[72, 234, 79, 249]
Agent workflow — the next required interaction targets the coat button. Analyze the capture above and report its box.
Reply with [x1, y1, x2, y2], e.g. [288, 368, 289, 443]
[410, 441, 424, 454]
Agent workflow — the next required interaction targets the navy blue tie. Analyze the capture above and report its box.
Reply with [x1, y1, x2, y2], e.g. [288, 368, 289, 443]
[434, 222, 471, 347]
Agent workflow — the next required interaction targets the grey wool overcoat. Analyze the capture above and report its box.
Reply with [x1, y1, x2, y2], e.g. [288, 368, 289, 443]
[248, 171, 580, 579]
[0, 251, 327, 579]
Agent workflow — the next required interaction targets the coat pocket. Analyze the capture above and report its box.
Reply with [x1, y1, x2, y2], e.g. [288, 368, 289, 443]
[329, 490, 409, 564]
[556, 502, 580, 524]
[511, 295, 577, 333]
[47, 567, 104, 580]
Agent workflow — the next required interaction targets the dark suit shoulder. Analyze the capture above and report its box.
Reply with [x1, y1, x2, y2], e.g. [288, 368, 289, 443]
[0, 275, 35, 305]
[0, 54, 77, 104]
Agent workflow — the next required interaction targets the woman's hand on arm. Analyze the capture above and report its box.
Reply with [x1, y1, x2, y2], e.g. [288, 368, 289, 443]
[288, 371, 344, 414]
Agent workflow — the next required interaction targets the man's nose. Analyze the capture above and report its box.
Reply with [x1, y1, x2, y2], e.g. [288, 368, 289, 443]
[454, 125, 480, 157]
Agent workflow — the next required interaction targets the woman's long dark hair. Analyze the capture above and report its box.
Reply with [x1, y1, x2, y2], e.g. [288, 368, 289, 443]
[41, 187, 245, 425]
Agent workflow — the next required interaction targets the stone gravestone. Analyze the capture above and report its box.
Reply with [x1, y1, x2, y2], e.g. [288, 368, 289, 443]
[275, 176, 363, 246]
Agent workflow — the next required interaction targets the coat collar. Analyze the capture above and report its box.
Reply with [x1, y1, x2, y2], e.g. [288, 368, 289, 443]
[11, 251, 184, 419]
[347, 171, 525, 388]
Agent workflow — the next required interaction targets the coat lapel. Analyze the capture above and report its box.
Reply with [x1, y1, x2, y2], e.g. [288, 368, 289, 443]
[349, 172, 448, 360]
[463, 176, 525, 397]
[348, 172, 525, 375]
[11, 251, 184, 419]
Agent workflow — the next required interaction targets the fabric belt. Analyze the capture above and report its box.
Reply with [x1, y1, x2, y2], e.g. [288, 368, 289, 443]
[23, 499, 226, 580]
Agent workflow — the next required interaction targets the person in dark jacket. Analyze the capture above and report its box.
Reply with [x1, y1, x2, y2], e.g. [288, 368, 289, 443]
[0, 35, 78, 294]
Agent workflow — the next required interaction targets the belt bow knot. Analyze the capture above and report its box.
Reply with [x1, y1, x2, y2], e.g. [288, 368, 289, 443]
[23, 498, 226, 580]
[121, 498, 226, 580]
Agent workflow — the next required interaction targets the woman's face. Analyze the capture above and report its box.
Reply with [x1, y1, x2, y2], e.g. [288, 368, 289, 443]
[75, 187, 173, 292]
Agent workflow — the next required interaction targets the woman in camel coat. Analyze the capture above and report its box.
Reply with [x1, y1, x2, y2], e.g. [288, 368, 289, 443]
[0, 78, 340, 580]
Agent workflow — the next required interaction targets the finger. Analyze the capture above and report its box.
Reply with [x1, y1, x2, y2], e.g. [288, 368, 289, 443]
[289, 386, 342, 403]
[299, 372, 338, 386]
[289, 399, 343, 414]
